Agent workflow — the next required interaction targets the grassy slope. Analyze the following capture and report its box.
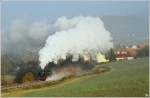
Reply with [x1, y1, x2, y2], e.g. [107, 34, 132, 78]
[3, 58, 149, 97]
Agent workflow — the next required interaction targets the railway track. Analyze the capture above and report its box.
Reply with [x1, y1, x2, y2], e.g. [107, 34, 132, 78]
[1, 81, 49, 92]
[2, 66, 110, 93]
[1, 75, 79, 92]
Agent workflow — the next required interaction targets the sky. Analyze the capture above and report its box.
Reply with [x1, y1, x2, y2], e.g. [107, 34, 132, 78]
[1, 1, 149, 46]
[2, 1, 148, 22]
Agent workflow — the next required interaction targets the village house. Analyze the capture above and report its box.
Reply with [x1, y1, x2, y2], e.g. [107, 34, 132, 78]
[113, 45, 138, 60]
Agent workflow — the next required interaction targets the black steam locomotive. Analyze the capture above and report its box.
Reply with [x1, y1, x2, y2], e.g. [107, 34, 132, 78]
[15, 61, 54, 83]
[15, 54, 93, 83]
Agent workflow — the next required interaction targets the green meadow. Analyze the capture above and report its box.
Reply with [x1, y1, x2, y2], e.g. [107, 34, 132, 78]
[2, 57, 149, 97]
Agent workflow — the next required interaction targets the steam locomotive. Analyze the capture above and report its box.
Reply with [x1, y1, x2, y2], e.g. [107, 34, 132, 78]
[15, 53, 93, 83]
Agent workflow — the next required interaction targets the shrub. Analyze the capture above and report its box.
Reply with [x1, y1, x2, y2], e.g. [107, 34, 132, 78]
[137, 46, 149, 57]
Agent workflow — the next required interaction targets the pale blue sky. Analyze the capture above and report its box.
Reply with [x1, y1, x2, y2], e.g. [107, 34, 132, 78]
[2, 1, 148, 25]
[1, 1, 149, 45]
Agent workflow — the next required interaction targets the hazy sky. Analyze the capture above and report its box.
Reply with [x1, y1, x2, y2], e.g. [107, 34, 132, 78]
[2, 1, 149, 45]
[2, 1, 148, 22]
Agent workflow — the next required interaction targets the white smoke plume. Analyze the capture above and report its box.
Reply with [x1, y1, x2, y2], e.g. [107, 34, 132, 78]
[39, 16, 113, 69]
[9, 19, 53, 46]
[2, 19, 54, 64]
[46, 66, 82, 81]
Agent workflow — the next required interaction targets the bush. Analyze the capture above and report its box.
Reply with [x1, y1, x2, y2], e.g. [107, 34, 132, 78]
[137, 46, 149, 58]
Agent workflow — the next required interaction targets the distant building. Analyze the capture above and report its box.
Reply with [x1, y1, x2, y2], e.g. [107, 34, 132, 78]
[113, 45, 138, 60]
[96, 52, 109, 63]
[125, 47, 138, 59]
[114, 50, 127, 60]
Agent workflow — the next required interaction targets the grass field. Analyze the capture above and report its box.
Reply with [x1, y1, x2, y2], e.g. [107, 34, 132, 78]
[2, 57, 149, 97]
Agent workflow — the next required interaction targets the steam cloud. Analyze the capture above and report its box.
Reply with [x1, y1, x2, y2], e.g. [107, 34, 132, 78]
[39, 16, 113, 69]
[2, 19, 54, 64]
